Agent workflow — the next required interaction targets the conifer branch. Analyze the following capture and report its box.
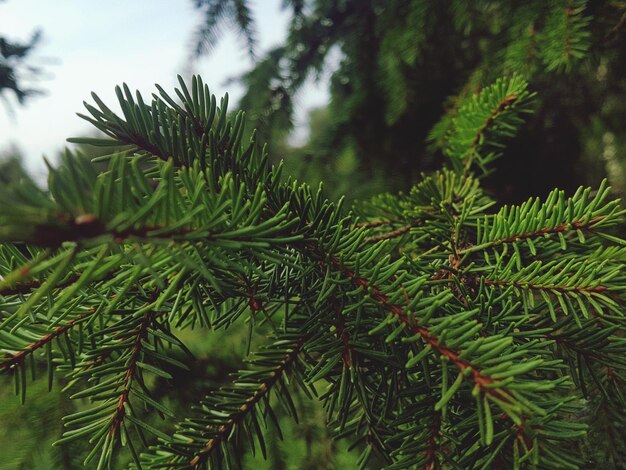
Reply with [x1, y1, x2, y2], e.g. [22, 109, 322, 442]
[482, 277, 609, 295]
[364, 223, 414, 244]
[108, 310, 154, 439]
[189, 339, 304, 466]
[1, 74, 623, 468]
[424, 411, 442, 470]
[463, 93, 521, 172]
[461, 180, 624, 257]
[313, 245, 520, 409]
[0, 314, 85, 371]
[461, 215, 607, 255]
[445, 76, 534, 173]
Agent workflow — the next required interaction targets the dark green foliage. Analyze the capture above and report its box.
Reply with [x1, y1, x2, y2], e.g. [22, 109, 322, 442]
[191, 0, 626, 201]
[0, 74, 624, 470]
[0, 13, 42, 106]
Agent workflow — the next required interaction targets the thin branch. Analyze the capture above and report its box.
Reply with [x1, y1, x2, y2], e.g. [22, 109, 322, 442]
[462, 93, 521, 173]
[0, 273, 77, 296]
[189, 338, 305, 467]
[109, 311, 154, 438]
[365, 223, 413, 244]
[424, 412, 441, 470]
[0, 314, 87, 371]
[332, 294, 352, 369]
[459, 215, 606, 255]
[483, 277, 609, 295]
[603, 10, 626, 44]
[305, 242, 517, 408]
[357, 219, 392, 229]
[29, 214, 192, 248]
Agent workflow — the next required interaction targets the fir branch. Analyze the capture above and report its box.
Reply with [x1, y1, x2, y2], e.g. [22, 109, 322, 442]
[539, 0, 591, 72]
[482, 277, 609, 295]
[2, 74, 623, 468]
[192, 341, 303, 464]
[364, 223, 414, 244]
[445, 76, 534, 174]
[151, 337, 305, 468]
[312, 245, 519, 409]
[464, 93, 521, 169]
[108, 310, 154, 439]
[478, 257, 626, 317]
[461, 215, 607, 255]
[0, 314, 86, 371]
[461, 180, 623, 256]
[424, 411, 441, 470]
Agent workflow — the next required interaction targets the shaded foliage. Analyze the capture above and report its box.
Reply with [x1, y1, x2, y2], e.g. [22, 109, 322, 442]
[191, 0, 626, 202]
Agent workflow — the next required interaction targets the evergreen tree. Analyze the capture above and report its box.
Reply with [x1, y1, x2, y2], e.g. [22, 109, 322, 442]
[0, 0, 42, 109]
[0, 74, 624, 469]
[191, 0, 626, 201]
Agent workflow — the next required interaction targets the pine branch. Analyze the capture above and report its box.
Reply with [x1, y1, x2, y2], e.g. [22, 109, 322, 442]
[483, 276, 609, 295]
[364, 223, 414, 244]
[477, 257, 625, 319]
[56, 307, 185, 470]
[539, 0, 591, 72]
[108, 310, 154, 439]
[140, 333, 306, 468]
[445, 76, 535, 174]
[0, 313, 86, 372]
[461, 181, 624, 256]
[189, 338, 304, 467]
[309, 242, 536, 425]
[462, 215, 607, 255]
[1, 74, 623, 468]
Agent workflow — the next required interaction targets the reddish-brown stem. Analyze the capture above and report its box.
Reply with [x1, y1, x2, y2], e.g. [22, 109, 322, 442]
[471, 94, 520, 152]
[0, 315, 86, 371]
[460, 91, 522, 175]
[109, 311, 153, 438]
[0, 273, 78, 296]
[365, 223, 413, 244]
[564, 3, 575, 58]
[357, 219, 391, 229]
[190, 339, 304, 467]
[30, 214, 193, 248]
[461, 215, 606, 254]
[317, 249, 514, 406]
[424, 412, 441, 470]
[332, 295, 352, 369]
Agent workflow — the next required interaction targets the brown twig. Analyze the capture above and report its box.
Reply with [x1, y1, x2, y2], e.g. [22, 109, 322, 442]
[365, 223, 414, 244]
[0, 314, 87, 371]
[109, 311, 154, 438]
[190, 339, 305, 467]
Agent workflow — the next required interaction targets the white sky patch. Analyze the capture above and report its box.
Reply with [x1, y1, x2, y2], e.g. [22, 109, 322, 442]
[0, 0, 329, 179]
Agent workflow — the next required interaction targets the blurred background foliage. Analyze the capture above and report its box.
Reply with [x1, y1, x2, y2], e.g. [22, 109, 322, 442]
[0, 0, 42, 111]
[1, 0, 625, 468]
[192, 0, 626, 203]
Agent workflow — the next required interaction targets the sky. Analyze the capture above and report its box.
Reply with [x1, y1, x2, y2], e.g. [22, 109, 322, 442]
[0, 0, 329, 179]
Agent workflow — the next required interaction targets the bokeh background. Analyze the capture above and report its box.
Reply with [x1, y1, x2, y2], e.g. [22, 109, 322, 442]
[1, 1, 625, 468]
